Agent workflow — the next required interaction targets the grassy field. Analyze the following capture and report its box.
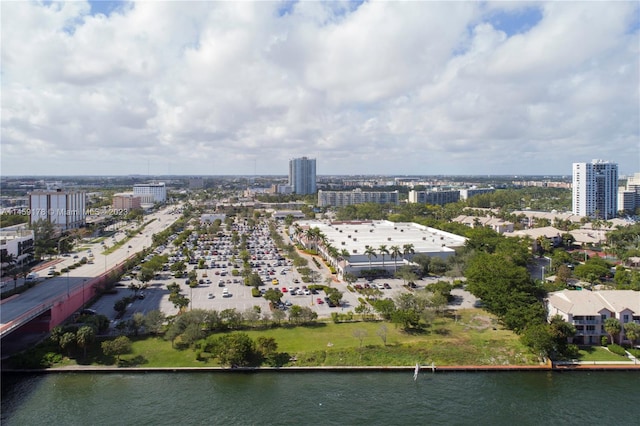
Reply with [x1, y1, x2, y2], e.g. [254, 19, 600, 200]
[114, 309, 538, 368]
[11, 309, 540, 369]
[577, 346, 630, 362]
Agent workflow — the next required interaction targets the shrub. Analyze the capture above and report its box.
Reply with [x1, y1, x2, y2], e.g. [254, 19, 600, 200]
[61, 268, 69, 273]
[607, 343, 627, 357]
[601, 336, 609, 346]
[251, 288, 261, 297]
[628, 348, 640, 358]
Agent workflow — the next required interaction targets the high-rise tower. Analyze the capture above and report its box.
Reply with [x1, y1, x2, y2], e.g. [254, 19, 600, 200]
[572, 160, 618, 219]
[288, 157, 317, 195]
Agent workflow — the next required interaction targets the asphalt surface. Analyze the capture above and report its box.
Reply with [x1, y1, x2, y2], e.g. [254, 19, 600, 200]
[0, 206, 182, 334]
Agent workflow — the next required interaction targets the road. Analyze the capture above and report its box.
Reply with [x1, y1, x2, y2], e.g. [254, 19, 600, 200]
[0, 206, 182, 335]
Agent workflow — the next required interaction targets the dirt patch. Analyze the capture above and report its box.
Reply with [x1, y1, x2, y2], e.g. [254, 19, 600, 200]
[465, 315, 494, 331]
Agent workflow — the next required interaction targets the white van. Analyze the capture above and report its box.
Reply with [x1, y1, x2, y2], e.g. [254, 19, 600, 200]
[222, 288, 230, 298]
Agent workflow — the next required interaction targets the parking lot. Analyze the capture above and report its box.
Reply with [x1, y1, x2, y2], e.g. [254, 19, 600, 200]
[87, 219, 473, 326]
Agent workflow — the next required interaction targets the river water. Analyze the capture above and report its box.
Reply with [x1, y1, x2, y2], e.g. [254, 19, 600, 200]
[2, 371, 639, 425]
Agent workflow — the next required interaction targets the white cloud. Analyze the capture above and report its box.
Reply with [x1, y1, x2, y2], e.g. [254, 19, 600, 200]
[1, 0, 638, 176]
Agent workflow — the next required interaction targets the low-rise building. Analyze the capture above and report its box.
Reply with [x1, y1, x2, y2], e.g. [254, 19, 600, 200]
[504, 226, 563, 250]
[112, 193, 142, 211]
[0, 227, 35, 271]
[452, 215, 514, 234]
[291, 220, 466, 277]
[546, 290, 640, 345]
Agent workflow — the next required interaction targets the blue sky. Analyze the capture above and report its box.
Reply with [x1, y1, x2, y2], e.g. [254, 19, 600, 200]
[1, 1, 638, 176]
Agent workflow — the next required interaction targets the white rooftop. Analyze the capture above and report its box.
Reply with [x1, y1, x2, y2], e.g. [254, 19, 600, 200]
[295, 220, 466, 257]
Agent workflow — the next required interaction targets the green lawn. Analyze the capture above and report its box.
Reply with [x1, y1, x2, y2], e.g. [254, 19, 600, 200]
[14, 309, 540, 369]
[119, 309, 538, 368]
[577, 346, 630, 362]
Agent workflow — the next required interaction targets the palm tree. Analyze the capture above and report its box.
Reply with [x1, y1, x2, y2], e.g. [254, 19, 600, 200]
[364, 247, 377, 270]
[339, 249, 351, 263]
[327, 245, 339, 267]
[604, 317, 622, 345]
[390, 245, 401, 273]
[402, 244, 415, 261]
[378, 245, 389, 269]
[304, 227, 322, 253]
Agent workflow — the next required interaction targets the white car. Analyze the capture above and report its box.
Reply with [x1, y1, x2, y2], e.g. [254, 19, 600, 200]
[222, 288, 231, 297]
[207, 293, 214, 299]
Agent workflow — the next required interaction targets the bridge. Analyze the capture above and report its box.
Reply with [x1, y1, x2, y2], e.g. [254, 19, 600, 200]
[0, 207, 180, 344]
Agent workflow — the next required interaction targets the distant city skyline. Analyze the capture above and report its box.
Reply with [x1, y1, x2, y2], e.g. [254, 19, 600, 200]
[1, 1, 639, 176]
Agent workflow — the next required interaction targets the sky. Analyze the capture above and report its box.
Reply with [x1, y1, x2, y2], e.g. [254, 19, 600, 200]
[1, 0, 639, 177]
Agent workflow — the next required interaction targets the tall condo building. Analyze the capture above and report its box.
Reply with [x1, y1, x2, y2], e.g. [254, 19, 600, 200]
[572, 160, 618, 219]
[289, 157, 317, 195]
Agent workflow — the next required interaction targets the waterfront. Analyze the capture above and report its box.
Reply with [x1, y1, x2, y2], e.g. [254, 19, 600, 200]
[2, 371, 639, 425]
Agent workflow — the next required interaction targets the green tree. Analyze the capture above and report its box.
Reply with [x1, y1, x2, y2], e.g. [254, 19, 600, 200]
[288, 305, 302, 324]
[429, 292, 448, 316]
[271, 308, 286, 325]
[209, 333, 256, 367]
[555, 264, 572, 286]
[31, 219, 57, 258]
[256, 336, 278, 361]
[465, 251, 545, 333]
[169, 292, 189, 312]
[264, 288, 283, 305]
[128, 312, 145, 336]
[181, 323, 204, 347]
[76, 325, 96, 358]
[245, 272, 263, 288]
[114, 298, 128, 315]
[60, 332, 77, 357]
[101, 336, 132, 361]
[389, 245, 402, 273]
[378, 245, 389, 269]
[402, 243, 415, 261]
[343, 272, 358, 286]
[325, 288, 343, 307]
[298, 306, 318, 324]
[521, 323, 555, 362]
[372, 298, 395, 320]
[623, 322, 640, 345]
[364, 246, 377, 270]
[409, 254, 430, 276]
[144, 310, 166, 335]
[604, 317, 622, 345]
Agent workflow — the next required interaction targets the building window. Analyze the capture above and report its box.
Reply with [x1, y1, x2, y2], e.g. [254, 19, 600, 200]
[623, 314, 629, 323]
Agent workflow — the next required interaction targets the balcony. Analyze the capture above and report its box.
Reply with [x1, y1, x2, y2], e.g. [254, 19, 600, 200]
[572, 320, 600, 325]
